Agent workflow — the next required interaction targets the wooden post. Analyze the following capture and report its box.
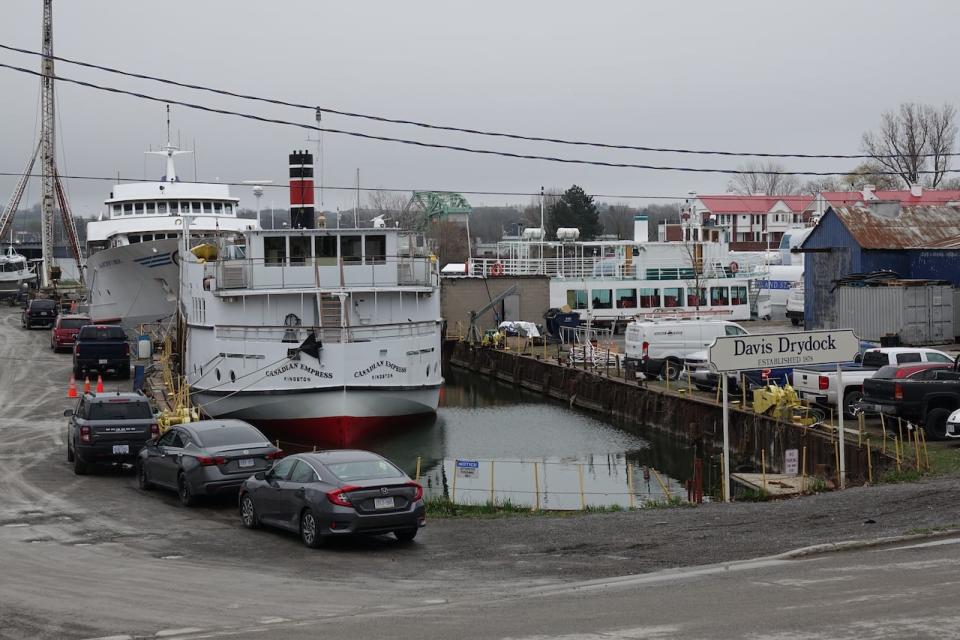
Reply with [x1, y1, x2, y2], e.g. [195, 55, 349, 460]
[577, 464, 586, 510]
[914, 427, 921, 470]
[858, 412, 864, 447]
[866, 439, 873, 484]
[761, 449, 768, 494]
[834, 440, 841, 488]
[801, 446, 807, 494]
[920, 429, 930, 472]
[895, 436, 902, 472]
[741, 375, 747, 408]
[627, 464, 635, 509]
[533, 462, 541, 511]
[898, 417, 904, 446]
[651, 467, 671, 502]
[489, 460, 495, 504]
[415, 456, 422, 483]
[451, 459, 458, 504]
[880, 413, 887, 454]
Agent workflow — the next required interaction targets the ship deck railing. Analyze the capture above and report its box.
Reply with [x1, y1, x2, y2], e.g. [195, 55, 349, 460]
[208, 255, 438, 292]
[214, 319, 439, 344]
[467, 256, 750, 281]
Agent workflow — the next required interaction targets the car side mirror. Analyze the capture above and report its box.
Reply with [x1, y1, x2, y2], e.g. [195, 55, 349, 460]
[254, 471, 266, 481]
[63, 409, 74, 417]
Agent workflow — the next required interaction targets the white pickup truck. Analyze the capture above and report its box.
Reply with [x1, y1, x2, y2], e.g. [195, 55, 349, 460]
[792, 347, 955, 416]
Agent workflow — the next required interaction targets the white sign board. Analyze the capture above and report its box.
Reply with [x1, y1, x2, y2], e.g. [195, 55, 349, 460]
[708, 329, 859, 372]
[784, 449, 799, 476]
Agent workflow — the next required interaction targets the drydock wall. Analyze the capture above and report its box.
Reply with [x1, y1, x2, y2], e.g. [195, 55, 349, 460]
[441, 276, 550, 335]
[449, 343, 888, 484]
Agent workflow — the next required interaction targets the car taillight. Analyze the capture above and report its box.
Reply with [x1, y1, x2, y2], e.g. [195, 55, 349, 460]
[265, 450, 285, 460]
[124, 343, 130, 356]
[818, 375, 829, 391]
[327, 485, 361, 507]
[196, 455, 226, 466]
[406, 481, 423, 501]
[895, 383, 903, 400]
[149, 423, 159, 438]
[642, 341, 649, 361]
[79, 425, 91, 444]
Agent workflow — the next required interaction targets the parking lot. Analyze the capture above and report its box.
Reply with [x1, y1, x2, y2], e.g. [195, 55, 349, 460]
[7, 305, 960, 639]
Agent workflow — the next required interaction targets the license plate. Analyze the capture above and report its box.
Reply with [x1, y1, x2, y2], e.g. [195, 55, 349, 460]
[374, 496, 395, 509]
[238, 458, 254, 468]
[112, 444, 129, 455]
[99, 359, 108, 364]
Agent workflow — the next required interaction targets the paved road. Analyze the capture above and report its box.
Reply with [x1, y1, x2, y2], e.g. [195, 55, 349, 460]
[2, 305, 960, 640]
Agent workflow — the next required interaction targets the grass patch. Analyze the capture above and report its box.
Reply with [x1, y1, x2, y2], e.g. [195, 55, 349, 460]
[736, 488, 771, 502]
[424, 496, 635, 518]
[642, 496, 694, 509]
[878, 468, 924, 484]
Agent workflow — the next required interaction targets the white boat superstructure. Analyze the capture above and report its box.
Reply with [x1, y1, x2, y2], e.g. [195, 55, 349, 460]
[85, 142, 257, 328]
[180, 224, 443, 446]
[0, 244, 37, 293]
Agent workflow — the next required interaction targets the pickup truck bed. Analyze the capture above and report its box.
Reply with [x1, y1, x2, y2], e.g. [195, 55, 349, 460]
[73, 325, 130, 379]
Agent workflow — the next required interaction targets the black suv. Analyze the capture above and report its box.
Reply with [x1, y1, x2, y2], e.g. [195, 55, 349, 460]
[65, 392, 158, 475]
[21, 298, 57, 329]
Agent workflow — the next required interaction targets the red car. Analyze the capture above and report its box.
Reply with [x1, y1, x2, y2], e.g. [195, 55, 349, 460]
[51, 315, 91, 352]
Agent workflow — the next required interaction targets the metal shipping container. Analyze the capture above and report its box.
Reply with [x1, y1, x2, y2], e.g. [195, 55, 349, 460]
[834, 284, 954, 345]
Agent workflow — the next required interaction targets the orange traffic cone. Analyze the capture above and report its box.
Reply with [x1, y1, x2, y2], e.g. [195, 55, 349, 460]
[67, 375, 78, 398]
[96, 374, 104, 393]
[83, 376, 91, 394]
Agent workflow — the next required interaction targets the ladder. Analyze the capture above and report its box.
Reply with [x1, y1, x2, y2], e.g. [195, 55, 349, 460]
[318, 294, 342, 341]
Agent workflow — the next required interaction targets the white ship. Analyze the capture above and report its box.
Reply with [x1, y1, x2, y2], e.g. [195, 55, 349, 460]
[0, 244, 37, 293]
[85, 142, 256, 328]
[180, 224, 443, 447]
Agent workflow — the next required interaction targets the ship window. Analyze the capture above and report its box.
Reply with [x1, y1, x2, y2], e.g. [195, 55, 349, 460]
[129, 235, 141, 244]
[123, 203, 133, 215]
[365, 235, 386, 265]
[264, 236, 287, 266]
[225, 204, 233, 214]
[615, 289, 636, 309]
[662, 287, 683, 308]
[341, 235, 362, 265]
[711, 286, 730, 306]
[112, 205, 121, 215]
[731, 286, 748, 305]
[157, 202, 167, 214]
[591, 289, 612, 310]
[192, 202, 202, 213]
[314, 236, 337, 266]
[142, 234, 153, 242]
[146, 202, 156, 214]
[566, 289, 588, 310]
[289, 236, 309, 266]
[203, 202, 212, 213]
[213, 202, 222, 214]
[134, 203, 144, 214]
[639, 287, 660, 308]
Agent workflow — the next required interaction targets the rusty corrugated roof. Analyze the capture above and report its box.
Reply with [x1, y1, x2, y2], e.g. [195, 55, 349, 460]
[831, 203, 960, 250]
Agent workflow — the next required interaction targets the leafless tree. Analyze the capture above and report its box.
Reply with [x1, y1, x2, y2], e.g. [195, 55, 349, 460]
[601, 203, 635, 239]
[520, 190, 561, 231]
[726, 161, 800, 196]
[367, 189, 418, 228]
[861, 102, 957, 188]
[427, 219, 469, 266]
[841, 162, 901, 191]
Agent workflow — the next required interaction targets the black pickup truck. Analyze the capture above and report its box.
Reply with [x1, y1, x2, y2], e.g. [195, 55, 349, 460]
[860, 359, 960, 440]
[73, 325, 130, 379]
[65, 391, 158, 474]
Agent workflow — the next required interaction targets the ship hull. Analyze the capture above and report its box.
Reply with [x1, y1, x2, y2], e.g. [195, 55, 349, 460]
[191, 384, 442, 448]
[86, 239, 180, 328]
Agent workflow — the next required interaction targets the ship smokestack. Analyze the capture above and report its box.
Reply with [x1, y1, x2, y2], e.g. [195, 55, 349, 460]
[289, 150, 315, 229]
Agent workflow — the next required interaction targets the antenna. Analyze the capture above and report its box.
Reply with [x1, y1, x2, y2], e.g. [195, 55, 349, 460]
[242, 180, 273, 228]
[165, 104, 171, 144]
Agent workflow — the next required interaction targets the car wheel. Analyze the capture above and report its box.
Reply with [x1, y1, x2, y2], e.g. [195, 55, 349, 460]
[661, 359, 682, 381]
[924, 408, 952, 442]
[137, 461, 154, 491]
[843, 389, 863, 418]
[300, 509, 323, 548]
[73, 454, 88, 476]
[394, 528, 418, 542]
[791, 318, 801, 326]
[177, 473, 197, 507]
[240, 494, 260, 529]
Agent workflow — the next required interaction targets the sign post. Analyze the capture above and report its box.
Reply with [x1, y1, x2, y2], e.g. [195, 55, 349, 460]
[708, 329, 859, 501]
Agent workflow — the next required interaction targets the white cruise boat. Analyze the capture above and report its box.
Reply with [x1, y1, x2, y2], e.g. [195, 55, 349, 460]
[469, 215, 759, 329]
[0, 244, 37, 293]
[180, 223, 443, 447]
[85, 143, 257, 328]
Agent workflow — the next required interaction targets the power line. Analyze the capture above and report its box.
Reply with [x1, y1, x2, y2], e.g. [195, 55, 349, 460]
[0, 42, 954, 162]
[2, 61, 955, 179]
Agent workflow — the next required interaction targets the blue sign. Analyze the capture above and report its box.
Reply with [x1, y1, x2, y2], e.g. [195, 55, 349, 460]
[756, 279, 793, 291]
[456, 460, 480, 469]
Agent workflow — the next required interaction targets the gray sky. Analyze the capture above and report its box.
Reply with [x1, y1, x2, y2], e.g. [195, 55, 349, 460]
[2, 0, 960, 217]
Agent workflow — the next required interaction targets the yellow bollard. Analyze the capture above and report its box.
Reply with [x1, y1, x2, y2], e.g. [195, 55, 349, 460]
[801, 446, 807, 493]
[920, 429, 930, 472]
[858, 412, 864, 447]
[415, 456, 422, 483]
[578, 464, 586, 510]
[898, 417, 904, 446]
[761, 449, 768, 494]
[716, 380, 722, 404]
[741, 378, 747, 409]
[880, 413, 887, 454]
[665, 362, 671, 392]
[651, 467, 671, 502]
[914, 427, 921, 470]
[866, 439, 873, 484]
[451, 459, 458, 504]
[490, 460, 495, 504]
[627, 464, 635, 510]
[533, 462, 541, 511]
[895, 436, 902, 472]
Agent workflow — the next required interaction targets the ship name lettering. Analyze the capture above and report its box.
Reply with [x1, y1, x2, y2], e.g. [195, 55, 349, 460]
[354, 360, 407, 378]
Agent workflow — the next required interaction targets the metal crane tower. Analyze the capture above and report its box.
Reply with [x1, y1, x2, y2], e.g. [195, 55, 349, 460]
[0, 0, 84, 287]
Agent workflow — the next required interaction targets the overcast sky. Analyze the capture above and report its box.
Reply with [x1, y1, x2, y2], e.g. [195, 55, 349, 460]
[2, 0, 959, 217]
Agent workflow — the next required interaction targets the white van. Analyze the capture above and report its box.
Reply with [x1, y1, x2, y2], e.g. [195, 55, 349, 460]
[624, 319, 748, 379]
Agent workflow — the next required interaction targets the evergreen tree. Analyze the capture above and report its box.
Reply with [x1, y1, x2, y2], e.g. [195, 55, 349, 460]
[547, 185, 602, 240]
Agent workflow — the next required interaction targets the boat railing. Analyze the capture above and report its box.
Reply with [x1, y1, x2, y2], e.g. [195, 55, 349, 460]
[214, 319, 439, 344]
[208, 255, 438, 291]
[468, 256, 742, 280]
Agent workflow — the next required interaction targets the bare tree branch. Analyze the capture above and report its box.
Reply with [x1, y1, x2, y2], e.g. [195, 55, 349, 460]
[726, 161, 800, 196]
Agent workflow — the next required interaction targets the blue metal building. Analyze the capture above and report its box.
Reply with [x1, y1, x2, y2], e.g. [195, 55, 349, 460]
[800, 203, 960, 328]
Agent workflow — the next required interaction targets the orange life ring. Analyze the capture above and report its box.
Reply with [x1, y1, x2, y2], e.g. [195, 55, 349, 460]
[490, 262, 505, 276]
[728, 261, 739, 274]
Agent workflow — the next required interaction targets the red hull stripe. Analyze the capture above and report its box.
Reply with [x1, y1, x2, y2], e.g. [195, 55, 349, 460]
[251, 413, 436, 449]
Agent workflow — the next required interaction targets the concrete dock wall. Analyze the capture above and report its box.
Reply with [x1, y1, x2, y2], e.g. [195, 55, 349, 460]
[449, 343, 888, 485]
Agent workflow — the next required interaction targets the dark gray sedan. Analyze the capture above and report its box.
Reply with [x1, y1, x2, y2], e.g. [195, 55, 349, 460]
[238, 450, 425, 547]
[136, 420, 282, 506]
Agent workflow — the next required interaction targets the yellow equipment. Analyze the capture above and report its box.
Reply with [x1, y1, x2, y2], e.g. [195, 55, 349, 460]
[752, 383, 821, 426]
[191, 243, 218, 262]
